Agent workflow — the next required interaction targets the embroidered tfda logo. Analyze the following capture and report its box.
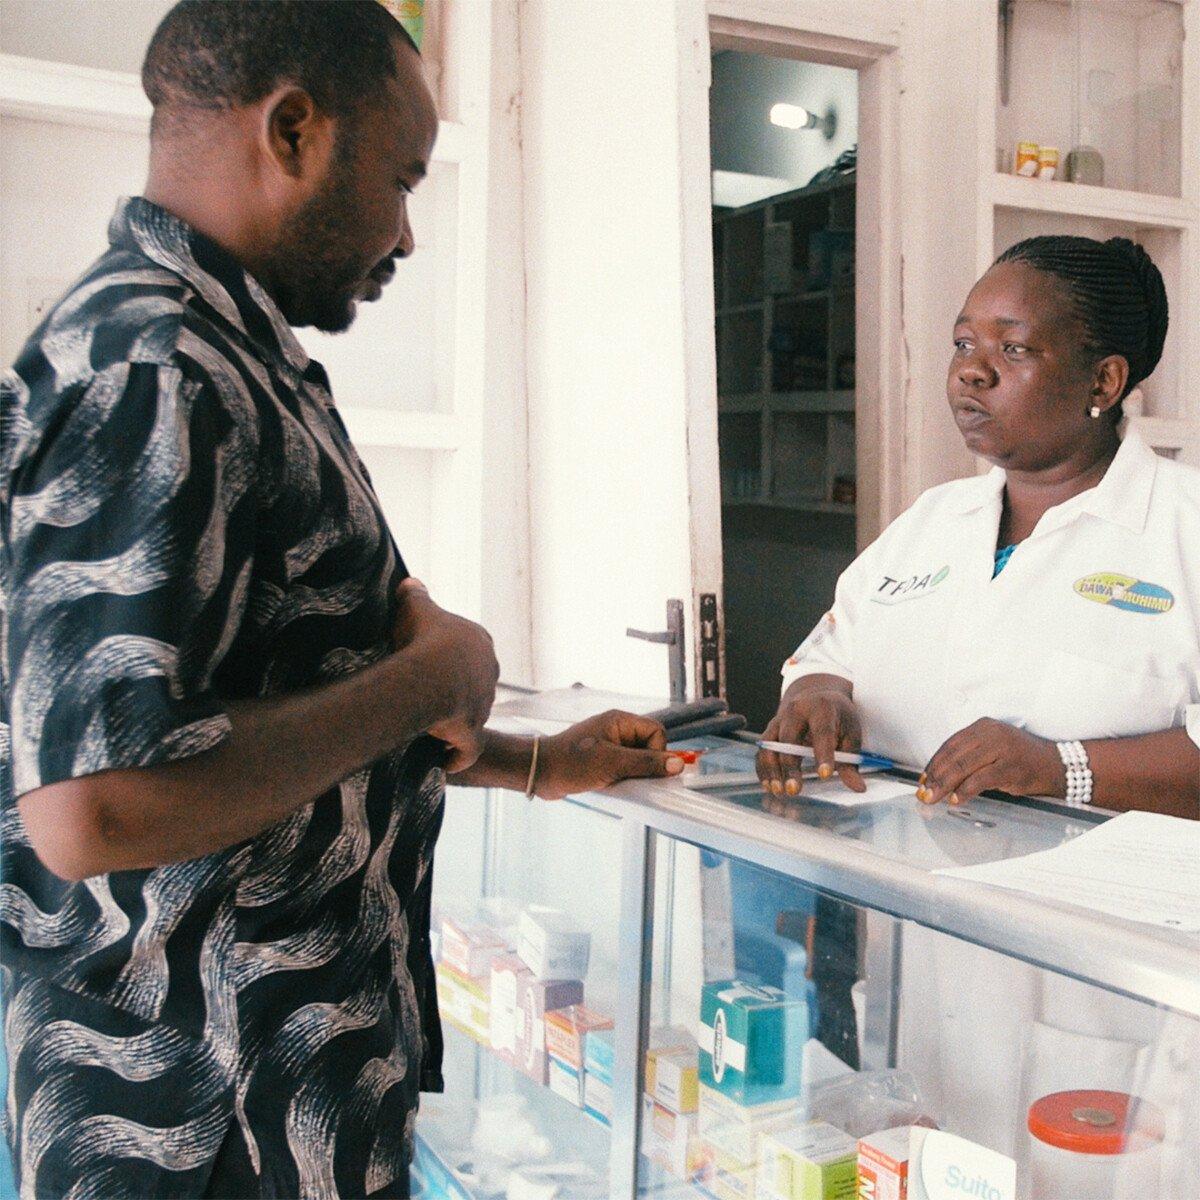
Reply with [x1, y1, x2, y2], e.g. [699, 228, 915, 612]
[870, 565, 951, 605]
[1074, 572, 1174, 615]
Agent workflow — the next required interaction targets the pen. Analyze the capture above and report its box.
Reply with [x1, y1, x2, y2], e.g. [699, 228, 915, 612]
[756, 739, 896, 771]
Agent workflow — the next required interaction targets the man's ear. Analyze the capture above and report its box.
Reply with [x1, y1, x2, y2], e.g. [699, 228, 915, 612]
[261, 86, 334, 182]
[1090, 353, 1130, 416]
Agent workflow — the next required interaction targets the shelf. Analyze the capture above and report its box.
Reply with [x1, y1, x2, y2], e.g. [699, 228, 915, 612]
[992, 172, 1196, 229]
[718, 391, 855, 414]
[773, 389, 855, 413]
[723, 497, 854, 515]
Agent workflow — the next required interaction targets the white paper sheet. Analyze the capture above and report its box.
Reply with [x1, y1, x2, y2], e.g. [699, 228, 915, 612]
[936, 811, 1200, 931]
[772, 775, 919, 808]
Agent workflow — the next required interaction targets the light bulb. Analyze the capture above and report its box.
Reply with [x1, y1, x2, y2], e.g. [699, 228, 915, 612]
[770, 103, 815, 130]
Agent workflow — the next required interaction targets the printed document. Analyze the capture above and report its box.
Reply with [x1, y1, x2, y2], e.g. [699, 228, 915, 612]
[936, 811, 1200, 931]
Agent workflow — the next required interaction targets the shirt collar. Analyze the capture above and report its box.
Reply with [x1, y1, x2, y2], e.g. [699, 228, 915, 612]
[944, 426, 1158, 535]
[108, 196, 311, 378]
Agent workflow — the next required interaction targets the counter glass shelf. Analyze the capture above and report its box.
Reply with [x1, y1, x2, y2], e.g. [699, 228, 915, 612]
[412, 694, 1199, 1200]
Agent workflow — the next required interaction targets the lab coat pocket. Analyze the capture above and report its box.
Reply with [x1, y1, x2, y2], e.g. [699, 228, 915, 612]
[1027, 649, 1188, 742]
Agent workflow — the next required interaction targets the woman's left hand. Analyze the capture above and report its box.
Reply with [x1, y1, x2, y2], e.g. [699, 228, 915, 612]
[534, 710, 684, 801]
[919, 718, 1065, 806]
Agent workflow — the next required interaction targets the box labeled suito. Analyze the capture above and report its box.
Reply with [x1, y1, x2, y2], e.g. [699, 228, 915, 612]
[517, 905, 591, 981]
[544, 1004, 612, 1070]
[514, 975, 583, 1084]
[758, 1121, 858, 1200]
[700, 980, 807, 1106]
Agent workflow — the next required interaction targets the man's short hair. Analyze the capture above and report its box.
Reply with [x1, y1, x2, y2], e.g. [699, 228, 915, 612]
[142, 0, 418, 131]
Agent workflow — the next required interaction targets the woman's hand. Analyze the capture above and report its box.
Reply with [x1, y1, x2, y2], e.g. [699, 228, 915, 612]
[919, 718, 1064, 806]
[756, 675, 866, 797]
[533, 710, 684, 801]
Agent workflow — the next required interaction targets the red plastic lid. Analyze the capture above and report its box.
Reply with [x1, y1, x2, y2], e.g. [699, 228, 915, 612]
[1027, 1091, 1164, 1155]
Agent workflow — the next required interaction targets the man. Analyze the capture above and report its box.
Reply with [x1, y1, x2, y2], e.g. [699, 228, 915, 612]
[0, 3, 683, 1196]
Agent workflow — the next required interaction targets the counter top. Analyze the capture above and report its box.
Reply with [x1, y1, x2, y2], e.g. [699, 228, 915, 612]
[489, 687, 1200, 1018]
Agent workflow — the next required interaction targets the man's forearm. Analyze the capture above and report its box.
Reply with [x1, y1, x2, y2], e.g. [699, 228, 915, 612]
[453, 730, 535, 793]
[19, 649, 449, 879]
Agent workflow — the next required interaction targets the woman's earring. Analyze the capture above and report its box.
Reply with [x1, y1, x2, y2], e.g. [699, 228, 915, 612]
[1089, 405, 1102, 419]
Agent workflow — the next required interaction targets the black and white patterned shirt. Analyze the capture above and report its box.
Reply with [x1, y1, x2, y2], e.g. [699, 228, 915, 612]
[1, 197, 445, 1199]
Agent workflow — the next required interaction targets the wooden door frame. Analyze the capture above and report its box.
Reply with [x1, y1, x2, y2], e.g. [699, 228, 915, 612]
[675, 4, 906, 697]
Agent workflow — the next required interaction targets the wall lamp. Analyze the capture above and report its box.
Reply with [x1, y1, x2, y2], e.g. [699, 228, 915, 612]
[769, 103, 837, 139]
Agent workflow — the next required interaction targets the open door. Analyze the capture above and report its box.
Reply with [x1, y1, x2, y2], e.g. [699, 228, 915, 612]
[677, 11, 904, 728]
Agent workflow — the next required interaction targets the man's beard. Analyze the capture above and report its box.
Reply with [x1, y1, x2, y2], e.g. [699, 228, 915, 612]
[271, 168, 375, 334]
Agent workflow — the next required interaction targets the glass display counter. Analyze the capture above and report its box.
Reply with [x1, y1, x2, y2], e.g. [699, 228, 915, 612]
[412, 690, 1200, 1199]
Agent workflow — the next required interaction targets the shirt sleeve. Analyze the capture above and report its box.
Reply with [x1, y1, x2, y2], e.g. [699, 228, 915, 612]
[4, 359, 259, 796]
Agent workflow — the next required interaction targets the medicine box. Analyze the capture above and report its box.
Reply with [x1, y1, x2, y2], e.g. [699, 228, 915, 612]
[857, 1126, 912, 1200]
[517, 905, 592, 981]
[654, 1048, 699, 1114]
[544, 1004, 613, 1070]
[641, 1095, 702, 1179]
[441, 917, 508, 979]
[758, 1122, 858, 1200]
[489, 954, 531, 1064]
[548, 1053, 585, 1108]
[584, 1027, 614, 1082]
[699, 1084, 805, 1171]
[700, 981, 807, 1106]
[645, 1025, 696, 1096]
[514, 975, 583, 1084]
[709, 1163, 757, 1200]
[435, 962, 490, 1044]
[583, 1069, 612, 1125]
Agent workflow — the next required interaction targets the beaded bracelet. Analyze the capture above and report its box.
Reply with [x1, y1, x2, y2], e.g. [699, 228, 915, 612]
[1056, 739, 1093, 807]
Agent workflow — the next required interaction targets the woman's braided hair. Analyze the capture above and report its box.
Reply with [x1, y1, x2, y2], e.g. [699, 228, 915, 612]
[994, 235, 1169, 414]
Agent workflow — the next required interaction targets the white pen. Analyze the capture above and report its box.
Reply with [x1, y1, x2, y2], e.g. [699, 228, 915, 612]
[756, 739, 897, 771]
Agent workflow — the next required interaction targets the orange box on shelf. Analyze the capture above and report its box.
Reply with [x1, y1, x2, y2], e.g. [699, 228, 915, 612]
[544, 1004, 614, 1070]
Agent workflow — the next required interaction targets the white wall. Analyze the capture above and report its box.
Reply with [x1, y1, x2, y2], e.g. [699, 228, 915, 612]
[0, 114, 147, 366]
[0, 0, 172, 73]
[710, 51, 857, 190]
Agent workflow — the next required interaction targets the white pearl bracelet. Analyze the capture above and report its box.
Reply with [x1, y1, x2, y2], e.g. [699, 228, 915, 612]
[1056, 739, 1094, 807]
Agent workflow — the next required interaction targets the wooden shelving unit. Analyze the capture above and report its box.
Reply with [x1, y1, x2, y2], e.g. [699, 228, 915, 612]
[713, 175, 857, 512]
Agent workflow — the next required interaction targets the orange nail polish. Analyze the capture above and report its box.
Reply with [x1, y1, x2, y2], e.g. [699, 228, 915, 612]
[785, 779, 799, 796]
[818, 763, 834, 780]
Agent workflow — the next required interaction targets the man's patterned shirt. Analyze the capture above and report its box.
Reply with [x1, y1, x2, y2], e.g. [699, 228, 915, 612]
[0, 197, 445, 1198]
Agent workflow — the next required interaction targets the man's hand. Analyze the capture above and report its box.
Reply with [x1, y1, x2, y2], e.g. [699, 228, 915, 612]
[756, 675, 866, 797]
[533, 711, 685, 800]
[918, 717, 1064, 806]
[393, 578, 499, 772]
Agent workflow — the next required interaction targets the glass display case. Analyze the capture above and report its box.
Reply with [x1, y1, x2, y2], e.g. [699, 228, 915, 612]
[412, 691, 1200, 1199]
[996, 0, 1185, 198]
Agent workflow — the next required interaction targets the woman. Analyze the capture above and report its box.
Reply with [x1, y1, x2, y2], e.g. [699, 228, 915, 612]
[759, 235, 1199, 819]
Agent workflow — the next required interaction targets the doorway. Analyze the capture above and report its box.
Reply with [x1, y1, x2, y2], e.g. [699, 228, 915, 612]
[710, 50, 860, 730]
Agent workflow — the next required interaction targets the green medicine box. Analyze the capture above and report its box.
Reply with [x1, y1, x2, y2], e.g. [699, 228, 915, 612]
[699, 980, 807, 1106]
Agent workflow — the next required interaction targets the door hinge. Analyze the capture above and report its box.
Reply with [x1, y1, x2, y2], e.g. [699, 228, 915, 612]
[698, 593, 721, 699]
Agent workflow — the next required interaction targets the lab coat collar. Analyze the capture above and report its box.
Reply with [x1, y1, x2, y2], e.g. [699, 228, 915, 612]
[945, 427, 1157, 535]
